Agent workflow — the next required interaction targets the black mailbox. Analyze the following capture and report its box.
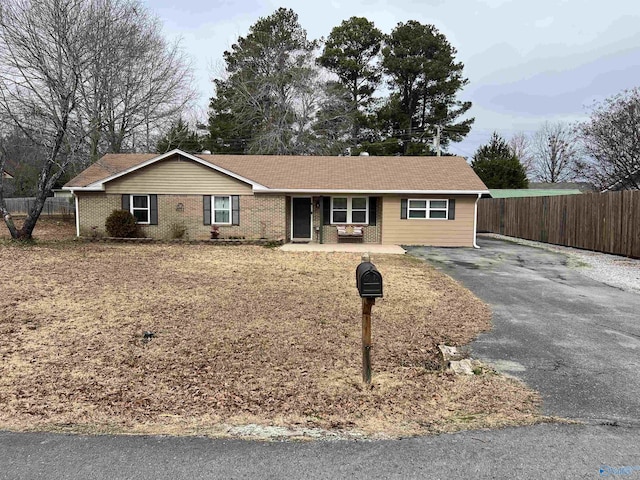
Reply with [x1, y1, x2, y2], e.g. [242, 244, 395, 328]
[356, 262, 383, 298]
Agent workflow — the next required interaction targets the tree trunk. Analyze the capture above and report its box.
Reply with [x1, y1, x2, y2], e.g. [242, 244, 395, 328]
[0, 145, 19, 238]
[1, 210, 19, 238]
[352, 81, 359, 145]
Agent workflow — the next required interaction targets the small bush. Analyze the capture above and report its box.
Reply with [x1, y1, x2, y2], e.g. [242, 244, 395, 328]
[170, 222, 187, 239]
[105, 210, 141, 238]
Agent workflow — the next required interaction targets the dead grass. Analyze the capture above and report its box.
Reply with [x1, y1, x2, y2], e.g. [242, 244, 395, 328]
[0, 216, 76, 242]
[0, 239, 544, 438]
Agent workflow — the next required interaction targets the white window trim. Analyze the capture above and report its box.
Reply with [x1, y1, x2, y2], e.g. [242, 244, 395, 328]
[331, 196, 369, 224]
[408, 198, 449, 220]
[211, 195, 232, 225]
[130, 194, 150, 225]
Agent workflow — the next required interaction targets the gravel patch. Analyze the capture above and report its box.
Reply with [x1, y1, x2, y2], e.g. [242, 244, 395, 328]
[482, 234, 640, 294]
[225, 424, 371, 441]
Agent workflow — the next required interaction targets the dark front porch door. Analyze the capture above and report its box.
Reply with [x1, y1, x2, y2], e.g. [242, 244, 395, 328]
[292, 197, 312, 240]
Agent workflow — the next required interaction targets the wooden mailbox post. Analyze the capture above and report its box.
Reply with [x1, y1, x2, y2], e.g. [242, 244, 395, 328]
[355, 254, 383, 384]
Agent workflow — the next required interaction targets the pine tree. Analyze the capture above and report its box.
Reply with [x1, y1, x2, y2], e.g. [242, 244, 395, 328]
[208, 8, 343, 155]
[472, 132, 529, 189]
[156, 118, 202, 154]
[318, 17, 383, 144]
[378, 21, 473, 154]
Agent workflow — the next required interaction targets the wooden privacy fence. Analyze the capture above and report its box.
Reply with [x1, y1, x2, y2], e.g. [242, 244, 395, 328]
[477, 191, 640, 258]
[4, 197, 74, 216]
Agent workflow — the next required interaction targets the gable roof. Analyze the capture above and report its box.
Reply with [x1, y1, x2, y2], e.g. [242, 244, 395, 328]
[2, 169, 12, 179]
[64, 149, 488, 194]
[63, 150, 267, 191]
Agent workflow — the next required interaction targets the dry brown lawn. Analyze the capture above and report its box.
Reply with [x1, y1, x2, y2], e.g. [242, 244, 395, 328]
[0, 215, 77, 241]
[0, 219, 543, 438]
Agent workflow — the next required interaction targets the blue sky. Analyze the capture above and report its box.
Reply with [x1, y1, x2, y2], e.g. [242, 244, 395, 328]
[148, 0, 640, 158]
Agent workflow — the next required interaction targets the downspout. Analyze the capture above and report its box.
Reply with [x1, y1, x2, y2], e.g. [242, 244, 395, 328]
[74, 192, 80, 237]
[473, 193, 481, 249]
[319, 197, 324, 244]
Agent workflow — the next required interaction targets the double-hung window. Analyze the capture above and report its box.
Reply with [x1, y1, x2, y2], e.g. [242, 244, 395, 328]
[131, 195, 150, 224]
[212, 195, 231, 224]
[408, 199, 449, 219]
[331, 197, 368, 224]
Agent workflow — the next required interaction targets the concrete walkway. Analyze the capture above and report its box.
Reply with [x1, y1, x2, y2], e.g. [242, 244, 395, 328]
[279, 243, 405, 254]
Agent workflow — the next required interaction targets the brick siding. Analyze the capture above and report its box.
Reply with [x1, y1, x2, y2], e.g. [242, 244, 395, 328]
[78, 192, 384, 243]
[77, 193, 287, 241]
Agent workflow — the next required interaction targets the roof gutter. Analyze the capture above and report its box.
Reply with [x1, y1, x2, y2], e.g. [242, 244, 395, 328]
[253, 188, 491, 195]
[62, 186, 104, 192]
[64, 186, 491, 195]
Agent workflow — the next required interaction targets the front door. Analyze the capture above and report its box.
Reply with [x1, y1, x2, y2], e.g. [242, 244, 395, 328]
[292, 197, 312, 240]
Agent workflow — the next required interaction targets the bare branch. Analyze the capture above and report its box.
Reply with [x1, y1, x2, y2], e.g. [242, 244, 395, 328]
[578, 88, 640, 190]
[531, 122, 581, 183]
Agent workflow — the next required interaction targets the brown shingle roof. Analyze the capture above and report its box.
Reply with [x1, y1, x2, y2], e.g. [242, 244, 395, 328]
[65, 153, 157, 187]
[65, 152, 488, 192]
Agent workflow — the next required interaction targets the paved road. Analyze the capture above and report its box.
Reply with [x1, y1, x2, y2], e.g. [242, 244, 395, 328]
[0, 424, 638, 479]
[407, 236, 640, 426]
[2, 237, 640, 479]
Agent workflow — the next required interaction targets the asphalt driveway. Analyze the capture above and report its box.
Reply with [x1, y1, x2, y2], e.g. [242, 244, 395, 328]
[407, 236, 640, 426]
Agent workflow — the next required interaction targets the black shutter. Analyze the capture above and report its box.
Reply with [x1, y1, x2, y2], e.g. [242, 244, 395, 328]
[232, 195, 240, 225]
[149, 195, 158, 225]
[448, 199, 456, 220]
[203, 195, 211, 225]
[322, 196, 331, 225]
[122, 194, 130, 212]
[400, 199, 408, 219]
[369, 197, 377, 226]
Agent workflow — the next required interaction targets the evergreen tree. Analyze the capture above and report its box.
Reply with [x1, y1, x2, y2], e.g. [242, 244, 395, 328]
[472, 132, 529, 189]
[156, 118, 203, 153]
[378, 21, 473, 154]
[312, 81, 356, 155]
[207, 8, 349, 155]
[318, 17, 383, 143]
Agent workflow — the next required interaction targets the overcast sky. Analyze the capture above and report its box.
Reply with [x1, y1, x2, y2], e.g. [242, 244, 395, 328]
[149, 0, 640, 158]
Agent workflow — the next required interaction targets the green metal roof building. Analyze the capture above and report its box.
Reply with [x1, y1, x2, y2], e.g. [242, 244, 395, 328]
[488, 189, 583, 198]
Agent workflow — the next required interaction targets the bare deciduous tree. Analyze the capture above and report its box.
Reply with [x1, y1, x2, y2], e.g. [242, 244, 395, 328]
[0, 0, 91, 239]
[78, 0, 196, 166]
[579, 88, 640, 190]
[508, 131, 534, 177]
[0, 0, 195, 239]
[531, 122, 582, 183]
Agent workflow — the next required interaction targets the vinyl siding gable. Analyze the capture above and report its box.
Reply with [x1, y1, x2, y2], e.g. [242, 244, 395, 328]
[104, 156, 252, 195]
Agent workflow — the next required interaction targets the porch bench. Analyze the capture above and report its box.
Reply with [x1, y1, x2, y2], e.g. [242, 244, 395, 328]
[336, 225, 364, 242]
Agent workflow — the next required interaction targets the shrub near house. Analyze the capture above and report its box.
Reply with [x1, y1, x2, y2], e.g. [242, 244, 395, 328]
[105, 210, 142, 238]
